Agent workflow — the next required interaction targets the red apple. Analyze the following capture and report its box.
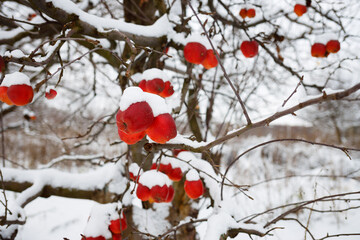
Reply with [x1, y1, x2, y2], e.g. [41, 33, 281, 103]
[247, 8, 256, 18]
[239, 9, 247, 19]
[311, 43, 327, 58]
[165, 185, 174, 203]
[45, 89, 57, 100]
[27, 13, 37, 21]
[109, 213, 127, 234]
[0, 86, 13, 105]
[184, 179, 204, 199]
[294, 4, 307, 17]
[326, 40, 340, 53]
[146, 113, 177, 144]
[168, 167, 183, 182]
[159, 81, 174, 98]
[138, 80, 147, 92]
[184, 42, 207, 64]
[136, 183, 151, 201]
[150, 184, 170, 203]
[201, 50, 218, 69]
[116, 101, 154, 134]
[240, 41, 259, 58]
[112, 234, 122, 240]
[118, 129, 146, 145]
[146, 78, 165, 94]
[7, 84, 34, 106]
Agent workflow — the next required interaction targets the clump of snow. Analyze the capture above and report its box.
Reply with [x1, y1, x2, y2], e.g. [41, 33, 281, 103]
[186, 169, 200, 181]
[4, 49, 25, 58]
[155, 155, 189, 172]
[119, 86, 171, 116]
[45, 86, 54, 93]
[1, 72, 31, 87]
[203, 212, 238, 240]
[142, 68, 170, 81]
[184, 34, 212, 49]
[138, 170, 172, 188]
[131, 73, 143, 83]
[129, 162, 142, 175]
[83, 202, 118, 238]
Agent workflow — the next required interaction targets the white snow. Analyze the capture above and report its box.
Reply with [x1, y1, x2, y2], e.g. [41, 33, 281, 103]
[1, 72, 31, 87]
[186, 169, 200, 181]
[142, 68, 170, 81]
[4, 49, 25, 58]
[203, 212, 238, 240]
[138, 170, 172, 188]
[129, 162, 142, 175]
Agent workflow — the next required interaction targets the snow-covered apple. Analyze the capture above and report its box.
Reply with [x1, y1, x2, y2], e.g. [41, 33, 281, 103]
[159, 81, 174, 98]
[108, 212, 127, 234]
[2, 72, 34, 106]
[240, 40, 259, 58]
[184, 42, 207, 64]
[184, 170, 204, 199]
[116, 101, 154, 134]
[145, 78, 165, 94]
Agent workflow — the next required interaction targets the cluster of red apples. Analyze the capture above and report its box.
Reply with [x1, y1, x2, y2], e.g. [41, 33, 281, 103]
[239, 8, 256, 19]
[132, 151, 205, 203]
[138, 78, 174, 98]
[311, 40, 341, 58]
[183, 42, 218, 69]
[116, 87, 177, 145]
[0, 72, 34, 106]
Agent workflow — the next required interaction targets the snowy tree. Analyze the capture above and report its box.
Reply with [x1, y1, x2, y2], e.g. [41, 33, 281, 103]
[1, 0, 360, 240]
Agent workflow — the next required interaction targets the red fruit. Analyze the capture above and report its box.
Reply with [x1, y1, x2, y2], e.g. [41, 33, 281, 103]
[168, 167, 183, 182]
[184, 179, 204, 199]
[136, 183, 151, 201]
[118, 129, 146, 145]
[164, 47, 169, 54]
[311, 43, 327, 58]
[27, 13, 37, 21]
[239, 9, 247, 19]
[82, 236, 106, 240]
[184, 42, 207, 64]
[109, 213, 127, 234]
[159, 163, 172, 175]
[247, 8, 256, 18]
[150, 163, 157, 170]
[146, 78, 165, 94]
[45, 89, 57, 100]
[294, 4, 307, 17]
[326, 40, 340, 53]
[165, 185, 174, 203]
[0, 56, 5, 72]
[201, 50, 218, 69]
[7, 84, 34, 106]
[150, 184, 170, 203]
[129, 172, 137, 181]
[146, 113, 177, 144]
[159, 81, 174, 98]
[116, 101, 154, 134]
[240, 41, 259, 58]
[138, 80, 147, 92]
[0, 86, 13, 105]
[112, 234, 122, 240]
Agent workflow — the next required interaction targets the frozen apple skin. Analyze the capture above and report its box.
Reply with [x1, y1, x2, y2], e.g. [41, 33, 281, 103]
[326, 40, 340, 53]
[201, 50, 218, 69]
[247, 8, 256, 18]
[45, 89, 57, 100]
[150, 185, 170, 203]
[116, 101, 154, 134]
[184, 179, 204, 199]
[184, 42, 207, 64]
[0, 86, 13, 105]
[7, 84, 34, 106]
[311, 43, 327, 58]
[118, 129, 146, 145]
[146, 78, 165, 94]
[240, 41, 259, 58]
[146, 113, 177, 144]
[239, 8, 247, 19]
[136, 183, 151, 201]
[294, 4, 307, 17]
